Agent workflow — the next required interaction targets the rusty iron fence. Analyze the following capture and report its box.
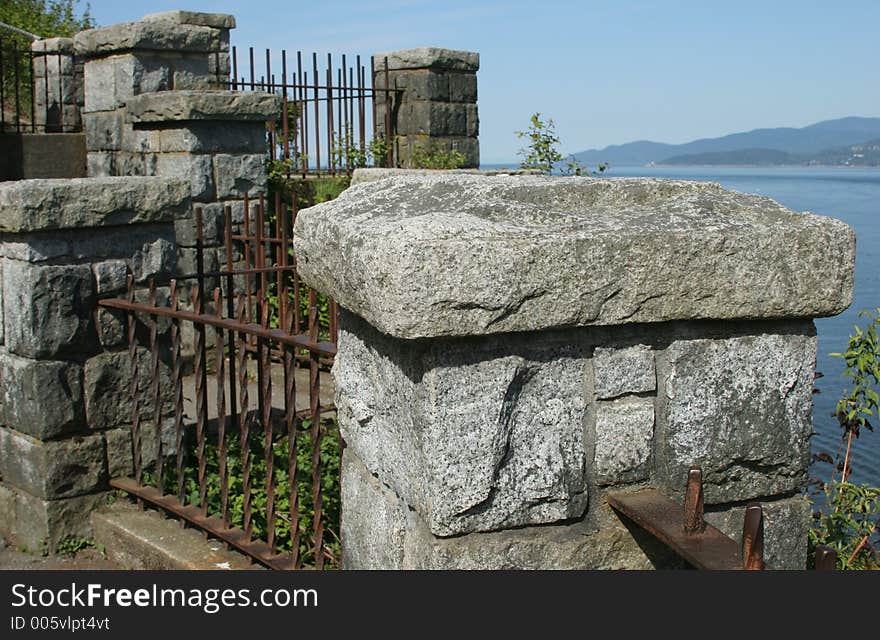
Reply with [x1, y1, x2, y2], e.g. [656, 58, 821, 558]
[0, 36, 80, 133]
[608, 465, 839, 570]
[229, 46, 399, 175]
[99, 195, 342, 570]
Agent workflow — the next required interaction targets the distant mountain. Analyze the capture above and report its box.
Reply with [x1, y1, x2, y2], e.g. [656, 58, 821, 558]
[661, 138, 880, 166]
[573, 117, 880, 166]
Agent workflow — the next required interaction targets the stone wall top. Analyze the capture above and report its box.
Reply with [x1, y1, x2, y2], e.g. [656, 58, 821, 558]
[293, 174, 855, 339]
[141, 10, 236, 29]
[351, 168, 539, 185]
[0, 177, 189, 232]
[373, 47, 479, 72]
[74, 21, 220, 56]
[30, 38, 74, 54]
[127, 91, 281, 123]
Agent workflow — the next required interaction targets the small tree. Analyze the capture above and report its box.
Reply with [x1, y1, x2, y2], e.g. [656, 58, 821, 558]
[515, 112, 606, 175]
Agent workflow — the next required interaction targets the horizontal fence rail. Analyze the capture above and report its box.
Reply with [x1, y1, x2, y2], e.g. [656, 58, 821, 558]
[229, 46, 399, 175]
[100, 198, 342, 570]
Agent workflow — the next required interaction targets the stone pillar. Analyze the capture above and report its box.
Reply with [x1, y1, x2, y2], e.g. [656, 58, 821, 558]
[373, 47, 479, 168]
[294, 174, 856, 570]
[0, 176, 188, 552]
[31, 37, 83, 133]
[123, 90, 279, 289]
[74, 11, 234, 177]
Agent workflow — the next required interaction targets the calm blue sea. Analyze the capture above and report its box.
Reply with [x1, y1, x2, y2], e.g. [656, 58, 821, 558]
[487, 164, 880, 486]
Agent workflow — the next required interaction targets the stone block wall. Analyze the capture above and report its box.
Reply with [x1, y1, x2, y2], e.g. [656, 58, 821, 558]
[373, 47, 479, 168]
[75, 11, 234, 179]
[294, 173, 856, 569]
[31, 38, 84, 133]
[0, 176, 188, 552]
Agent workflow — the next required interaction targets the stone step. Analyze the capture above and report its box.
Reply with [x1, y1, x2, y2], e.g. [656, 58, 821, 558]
[92, 504, 260, 570]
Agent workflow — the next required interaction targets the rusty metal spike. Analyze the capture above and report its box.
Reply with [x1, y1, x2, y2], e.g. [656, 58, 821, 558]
[683, 466, 705, 535]
[742, 503, 765, 570]
[814, 545, 837, 571]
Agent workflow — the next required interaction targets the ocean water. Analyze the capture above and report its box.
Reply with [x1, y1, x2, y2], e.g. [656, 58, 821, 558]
[600, 165, 880, 487]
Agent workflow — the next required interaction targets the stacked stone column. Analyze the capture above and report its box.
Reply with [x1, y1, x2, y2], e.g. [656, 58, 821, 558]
[31, 37, 83, 133]
[0, 177, 188, 552]
[294, 173, 856, 570]
[373, 47, 479, 168]
[74, 11, 234, 178]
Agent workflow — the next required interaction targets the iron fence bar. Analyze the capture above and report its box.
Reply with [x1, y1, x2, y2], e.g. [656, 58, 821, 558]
[235, 293, 254, 540]
[213, 287, 230, 527]
[223, 206, 239, 452]
[126, 276, 144, 486]
[308, 293, 324, 568]
[111, 477, 295, 570]
[148, 280, 164, 494]
[169, 281, 187, 505]
[1, 38, 6, 131]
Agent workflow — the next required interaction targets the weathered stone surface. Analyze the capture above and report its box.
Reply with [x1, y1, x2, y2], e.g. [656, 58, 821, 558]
[658, 326, 817, 503]
[2, 261, 96, 359]
[84, 348, 173, 431]
[31, 37, 75, 55]
[341, 449, 407, 569]
[705, 495, 811, 569]
[350, 167, 538, 185]
[82, 56, 117, 112]
[594, 398, 654, 485]
[375, 47, 479, 72]
[74, 21, 220, 56]
[155, 122, 266, 153]
[0, 177, 189, 232]
[594, 344, 656, 399]
[156, 154, 214, 201]
[341, 452, 668, 569]
[334, 311, 588, 537]
[449, 72, 477, 102]
[84, 111, 124, 151]
[133, 238, 176, 282]
[0, 237, 69, 262]
[4, 484, 108, 554]
[0, 427, 106, 499]
[214, 154, 268, 199]
[96, 308, 126, 348]
[128, 90, 280, 122]
[93, 259, 129, 295]
[174, 204, 224, 246]
[0, 483, 13, 533]
[104, 420, 176, 478]
[0, 351, 85, 440]
[141, 10, 236, 29]
[396, 101, 469, 136]
[386, 70, 450, 102]
[294, 175, 855, 339]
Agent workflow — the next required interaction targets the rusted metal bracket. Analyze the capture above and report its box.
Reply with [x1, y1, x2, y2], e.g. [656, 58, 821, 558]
[607, 466, 765, 570]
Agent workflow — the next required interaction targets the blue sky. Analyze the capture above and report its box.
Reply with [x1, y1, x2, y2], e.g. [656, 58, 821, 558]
[83, 0, 880, 163]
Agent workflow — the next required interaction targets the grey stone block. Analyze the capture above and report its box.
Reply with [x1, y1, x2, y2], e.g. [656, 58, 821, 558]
[74, 21, 221, 57]
[397, 101, 468, 136]
[84, 348, 173, 431]
[334, 311, 589, 537]
[449, 72, 477, 102]
[93, 260, 129, 295]
[133, 238, 176, 283]
[174, 203, 225, 247]
[387, 70, 449, 102]
[31, 37, 75, 55]
[0, 177, 189, 232]
[0, 427, 107, 499]
[594, 344, 656, 399]
[104, 419, 177, 479]
[87, 151, 114, 177]
[84, 111, 124, 151]
[2, 261, 96, 359]
[96, 308, 126, 348]
[340, 449, 407, 569]
[658, 326, 817, 503]
[374, 47, 479, 72]
[141, 10, 236, 29]
[465, 103, 479, 137]
[0, 238, 69, 262]
[5, 484, 108, 554]
[705, 495, 811, 569]
[214, 154, 267, 199]
[0, 483, 13, 533]
[341, 451, 660, 570]
[127, 90, 281, 123]
[156, 154, 215, 201]
[155, 122, 266, 153]
[0, 351, 85, 440]
[293, 174, 855, 340]
[82, 57, 117, 113]
[594, 398, 655, 485]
